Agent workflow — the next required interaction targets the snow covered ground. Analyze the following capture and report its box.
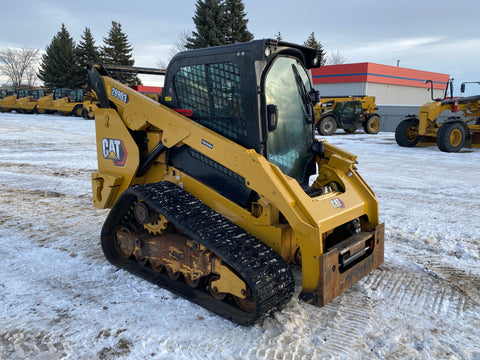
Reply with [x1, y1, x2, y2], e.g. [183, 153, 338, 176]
[0, 113, 479, 360]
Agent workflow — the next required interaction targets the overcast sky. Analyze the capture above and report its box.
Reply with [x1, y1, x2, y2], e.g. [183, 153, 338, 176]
[1, 0, 479, 95]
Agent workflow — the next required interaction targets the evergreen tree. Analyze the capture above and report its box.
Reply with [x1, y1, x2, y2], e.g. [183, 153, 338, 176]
[74, 27, 100, 87]
[224, 0, 253, 44]
[186, 0, 227, 49]
[38, 24, 77, 88]
[101, 21, 141, 85]
[303, 32, 327, 66]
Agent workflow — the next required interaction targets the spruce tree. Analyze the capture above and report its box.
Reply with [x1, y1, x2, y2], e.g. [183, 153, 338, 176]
[101, 21, 141, 85]
[224, 0, 253, 44]
[186, 0, 227, 49]
[74, 27, 100, 88]
[303, 32, 327, 66]
[38, 24, 77, 88]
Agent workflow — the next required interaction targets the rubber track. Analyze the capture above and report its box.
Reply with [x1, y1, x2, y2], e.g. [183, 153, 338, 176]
[100, 181, 295, 326]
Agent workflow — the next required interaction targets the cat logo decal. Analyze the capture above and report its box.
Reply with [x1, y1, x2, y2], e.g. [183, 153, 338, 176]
[102, 138, 127, 166]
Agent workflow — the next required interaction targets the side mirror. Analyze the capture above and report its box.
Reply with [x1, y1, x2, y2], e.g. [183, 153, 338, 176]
[267, 104, 278, 131]
[312, 89, 320, 104]
[461, 83, 465, 93]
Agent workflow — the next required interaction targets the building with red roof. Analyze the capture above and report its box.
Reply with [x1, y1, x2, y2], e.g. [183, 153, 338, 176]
[311, 62, 451, 131]
[311, 62, 450, 105]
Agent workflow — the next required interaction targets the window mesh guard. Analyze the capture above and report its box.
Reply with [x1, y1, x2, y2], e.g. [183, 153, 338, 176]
[174, 62, 246, 141]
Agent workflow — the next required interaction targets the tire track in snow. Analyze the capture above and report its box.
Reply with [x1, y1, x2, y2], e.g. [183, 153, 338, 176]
[0, 329, 67, 360]
[0, 184, 106, 260]
[363, 264, 477, 317]
[245, 250, 478, 359]
[407, 255, 480, 307]
[249, 281, 373, 359]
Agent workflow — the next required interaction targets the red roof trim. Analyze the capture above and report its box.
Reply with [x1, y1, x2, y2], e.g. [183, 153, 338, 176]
[311, 62, 449, 89]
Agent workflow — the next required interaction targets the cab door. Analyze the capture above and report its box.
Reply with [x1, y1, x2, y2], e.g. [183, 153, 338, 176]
[340, 101, 363, 129]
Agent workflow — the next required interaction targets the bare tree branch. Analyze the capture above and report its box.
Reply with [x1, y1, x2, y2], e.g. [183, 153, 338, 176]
[25, 64, 39, 88]
[0, 48, 39, 88]
[326, 50, 347, 65]
[157, 29, 191, 70]
[169, 29, 190, 58]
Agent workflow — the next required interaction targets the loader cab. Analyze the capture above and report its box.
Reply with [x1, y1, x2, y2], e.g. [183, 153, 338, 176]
[69, 89, 84, 102]
[334, 100, 363, 129]
[17, 89, 30, 98]
[53, 88, 69, 100]
[161, 40, 320, 197]
[31, 89, 46, 100]
[0, 90, 7, 99]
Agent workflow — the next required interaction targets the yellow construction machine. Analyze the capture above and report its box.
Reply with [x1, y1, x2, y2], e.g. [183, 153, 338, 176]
[314, 96, 381, 135]
[0, 89, 10, 111]
[0, 89, 46, 113]
[87, 39, 384, 325]
[0, 91, 20, 112]
[35, 88, 98, 118]
[80, 90, 98, 119]
[35, 92, 55, 114]
[16, 89, 47, 113]
[395, 79, 480, 152]
[52, 88, 85, 116]
[36, 88, 85, 116]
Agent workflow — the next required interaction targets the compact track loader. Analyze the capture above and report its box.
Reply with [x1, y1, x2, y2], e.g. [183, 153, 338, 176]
[0, 96, 15, 112]
[0, 91, 22, 112]
[36, 88, 85, 116]
[16, 89, 46, 114]
[35, 88, 98, 118]
[395, 79, 480, 152]
[0, 90, 5, 111]
[53, 88, 85, 116]
[0, 89, 46, 113]
[88, 39, 384, 325]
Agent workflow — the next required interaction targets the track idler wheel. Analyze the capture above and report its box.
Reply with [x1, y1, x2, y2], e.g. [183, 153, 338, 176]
[134, 201, 157, 225]
[114, 226, 134, 259]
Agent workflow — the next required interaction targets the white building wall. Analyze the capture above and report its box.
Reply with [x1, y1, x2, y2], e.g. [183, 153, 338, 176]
[366, 83, 446, 105]
[314, 83, 367, 98]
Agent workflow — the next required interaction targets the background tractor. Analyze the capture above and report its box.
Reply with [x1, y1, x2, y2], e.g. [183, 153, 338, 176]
[35, 88, 93, 117]
[314, 96, 381, 135]
[395, 79, 480, 152]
